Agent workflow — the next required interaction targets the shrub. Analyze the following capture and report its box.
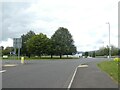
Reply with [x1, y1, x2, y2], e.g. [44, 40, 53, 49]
[114, 58, 120, 62]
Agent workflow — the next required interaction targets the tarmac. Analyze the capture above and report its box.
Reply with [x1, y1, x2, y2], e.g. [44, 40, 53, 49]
[70, 61, 119, 88]
[2, 59, 120, 89]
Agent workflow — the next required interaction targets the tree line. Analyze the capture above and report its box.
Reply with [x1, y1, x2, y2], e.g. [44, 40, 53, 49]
[83, 45, 119, 58]
[1, 27, 119, 58]
[20, 27, 76, 58]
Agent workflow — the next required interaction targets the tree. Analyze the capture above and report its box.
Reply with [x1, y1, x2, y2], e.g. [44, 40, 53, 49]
[92, 51, 95, 57]
[51, 27, 76, 58]
[21, 30, 35, 56]
[118, 49, 120, 57]
[26, 33, 49, 58]
[0, 46, 4, 56]
[84, 52, 88, 58]
[111, 45, 118, 56]
[2, 47, 14, 56]
[67, 45, 77, 55]
[94, 45, 118, 57]
[46, 39, 56, 58]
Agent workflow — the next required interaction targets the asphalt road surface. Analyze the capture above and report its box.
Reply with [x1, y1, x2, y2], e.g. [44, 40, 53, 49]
[70, 61, 118, 88]
[2, 58, 117, 88]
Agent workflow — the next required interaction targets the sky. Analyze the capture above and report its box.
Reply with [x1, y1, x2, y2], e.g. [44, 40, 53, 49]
[0, 0, 119, 51]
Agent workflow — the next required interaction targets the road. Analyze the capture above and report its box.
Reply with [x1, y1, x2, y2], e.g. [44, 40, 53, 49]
[2, 58, 116, 88]
[70, 61, 118, 88]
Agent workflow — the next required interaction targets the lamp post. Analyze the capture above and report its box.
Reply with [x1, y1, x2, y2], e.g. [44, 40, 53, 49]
[106, 22, 111, 59]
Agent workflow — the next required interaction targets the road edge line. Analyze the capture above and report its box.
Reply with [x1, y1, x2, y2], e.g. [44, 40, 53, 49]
[67, 66, 78, 90]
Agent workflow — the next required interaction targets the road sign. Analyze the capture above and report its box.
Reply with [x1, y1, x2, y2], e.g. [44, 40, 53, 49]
[13, 38, 22, 48]
[13, 38, 22, 59]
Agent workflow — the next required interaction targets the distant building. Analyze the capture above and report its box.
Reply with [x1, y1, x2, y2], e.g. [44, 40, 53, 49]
[74, 52, 83, 57]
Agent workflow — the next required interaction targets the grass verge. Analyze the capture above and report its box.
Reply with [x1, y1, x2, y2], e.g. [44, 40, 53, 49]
[97, 61, 120, 84]
[2, 56, 79, 60]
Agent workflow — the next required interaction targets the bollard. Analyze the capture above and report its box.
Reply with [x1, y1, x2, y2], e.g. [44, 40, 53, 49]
[21, 57, 24, 64]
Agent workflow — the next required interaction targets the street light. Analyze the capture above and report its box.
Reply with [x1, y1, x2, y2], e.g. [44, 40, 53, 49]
[106, 22, 111, 59]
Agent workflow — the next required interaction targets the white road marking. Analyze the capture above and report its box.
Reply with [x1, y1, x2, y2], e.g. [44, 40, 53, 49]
[0, 70, 6, 73]
[67, 67, 78, 89]
[3, 64, 17, 67]
[67, 64, 89, 89]
[78, 64, 88, 68]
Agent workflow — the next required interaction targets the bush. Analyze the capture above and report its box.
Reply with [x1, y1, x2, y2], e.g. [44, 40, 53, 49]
[114, 58, 120, 62]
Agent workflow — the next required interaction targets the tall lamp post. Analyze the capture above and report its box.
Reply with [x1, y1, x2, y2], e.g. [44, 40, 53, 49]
[106, 22, 111, 59]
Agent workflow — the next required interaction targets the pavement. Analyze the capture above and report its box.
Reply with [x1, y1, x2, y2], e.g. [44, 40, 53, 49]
[70, 61, 118, 88]
[2, 58, 119, 89]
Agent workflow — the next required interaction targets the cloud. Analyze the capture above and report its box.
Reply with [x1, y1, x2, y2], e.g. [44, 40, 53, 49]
[1, 0, 118, 51]
[0, 38, 13, 48]
[2, 2, 33, 40]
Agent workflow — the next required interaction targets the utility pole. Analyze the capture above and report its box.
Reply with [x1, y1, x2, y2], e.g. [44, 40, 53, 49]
[106, 22, 111, 59]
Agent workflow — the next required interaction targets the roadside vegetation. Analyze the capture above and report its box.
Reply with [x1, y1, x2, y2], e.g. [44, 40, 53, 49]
[97, 60, 120, 84]
[2, 55, 79, 60]
[0, 27, 119, 59]
[1, 27, 77, 59]
[83, 46, 119, 58]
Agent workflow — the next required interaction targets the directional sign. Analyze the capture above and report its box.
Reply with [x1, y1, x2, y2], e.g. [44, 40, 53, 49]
[13, 38, 22, 48]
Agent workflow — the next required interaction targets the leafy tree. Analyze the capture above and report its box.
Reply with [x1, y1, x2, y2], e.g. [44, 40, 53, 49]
[26, 33, 49, 58]
[84, 52, 88, 58]
[111, 45, 118, 56]
[95, 46, 108, 56]
[21, 30, 35, 56]
[46, 39, 56, 58]
[67, 45, 77, 55]
[2, 47, 14, 55]
[51, 27, 76, 58]
[0, 46, 4, 56]
[95, 45, 118, 56]
[118, 49, 120, 57]
[92, 51, 95, 57]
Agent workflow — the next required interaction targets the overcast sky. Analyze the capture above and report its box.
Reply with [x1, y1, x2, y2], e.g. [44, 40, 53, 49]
[0, 0, 119, 51]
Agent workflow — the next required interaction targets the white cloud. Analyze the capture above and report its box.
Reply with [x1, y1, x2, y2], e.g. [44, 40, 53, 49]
[0, 38, 13, 48]
[1, 0, 119, 51]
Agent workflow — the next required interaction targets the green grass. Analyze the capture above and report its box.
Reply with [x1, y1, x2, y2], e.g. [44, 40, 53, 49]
[97, 61, 120, 84]
[25, 56, 79, 60]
